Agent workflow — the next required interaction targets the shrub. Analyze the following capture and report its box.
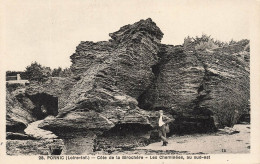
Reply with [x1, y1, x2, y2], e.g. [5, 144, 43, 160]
[183, 34, 228, 51]
[195, 40, 219, 51]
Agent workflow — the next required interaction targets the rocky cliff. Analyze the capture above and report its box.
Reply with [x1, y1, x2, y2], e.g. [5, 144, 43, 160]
[34, 18, 249, 134]
[139, 43, 249, 132]
[38, 18, 168, 134]
[9, 19, 249, 150]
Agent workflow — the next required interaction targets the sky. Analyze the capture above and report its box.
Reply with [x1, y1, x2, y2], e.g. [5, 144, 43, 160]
[1, 0, 253, 71]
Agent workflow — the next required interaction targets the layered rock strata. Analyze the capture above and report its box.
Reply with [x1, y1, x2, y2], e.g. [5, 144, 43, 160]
[6, 87, 37, 133]
[39, 18, 168, 133]
[22, 19, 249, 137]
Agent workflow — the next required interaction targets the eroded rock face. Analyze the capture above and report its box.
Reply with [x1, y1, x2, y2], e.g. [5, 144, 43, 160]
[195, 47, 249, 128]
[26, 18, 249, 135]
[26, 77, 76, 110]
[139, 42, 249, 130]
[38, 18, 167, 133]
[6, 78, 75, 134]
[6, 88, 37, 133]
[138, 45, 205, 112]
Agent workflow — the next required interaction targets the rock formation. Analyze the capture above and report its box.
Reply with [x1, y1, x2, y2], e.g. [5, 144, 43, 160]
[139, 43, 249, 132]
[32, 18, 249, 134]
[38, 18, 169, 134]
[26, 77, 76, 110]
[6, 87, 37, 133]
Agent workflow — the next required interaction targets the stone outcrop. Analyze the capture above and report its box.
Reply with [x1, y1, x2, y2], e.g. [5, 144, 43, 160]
[195, 46, 249, 128]
[26, 77, 76, 110]
[6, 87, 37, 133]
[6, 77, 75, 134]
[38, 18, 169, 133]
[139, 42, 249, 130]
[138, 45, 205, 112]
[22, 18, 249, 137]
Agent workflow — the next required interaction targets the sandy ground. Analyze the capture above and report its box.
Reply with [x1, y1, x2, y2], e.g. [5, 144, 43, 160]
[6, 124, 250, 155]
[135, 124, 250, 154]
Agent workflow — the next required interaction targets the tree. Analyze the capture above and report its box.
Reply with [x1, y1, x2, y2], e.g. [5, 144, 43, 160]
[24, 62, 51, 82]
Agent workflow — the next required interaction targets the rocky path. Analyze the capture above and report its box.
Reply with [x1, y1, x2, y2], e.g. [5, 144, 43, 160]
[24, 116, 58, 139]
[135, 124, 250, 154]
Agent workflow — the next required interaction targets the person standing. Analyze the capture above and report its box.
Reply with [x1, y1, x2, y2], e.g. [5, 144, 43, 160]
[158, 110, 170, 146]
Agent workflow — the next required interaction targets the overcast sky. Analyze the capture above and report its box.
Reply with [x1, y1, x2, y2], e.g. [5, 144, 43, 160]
[1, 0, 253, 71]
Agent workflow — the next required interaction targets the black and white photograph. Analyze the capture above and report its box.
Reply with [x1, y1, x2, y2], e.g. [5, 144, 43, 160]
[1, 0, 259, 163]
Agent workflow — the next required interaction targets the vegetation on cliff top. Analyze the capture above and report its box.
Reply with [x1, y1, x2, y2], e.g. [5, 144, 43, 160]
[183, 34, 249, 52]
[7, 62, 72, 82]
